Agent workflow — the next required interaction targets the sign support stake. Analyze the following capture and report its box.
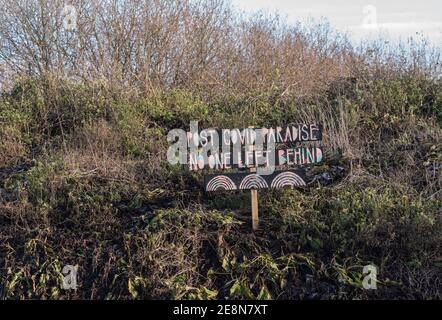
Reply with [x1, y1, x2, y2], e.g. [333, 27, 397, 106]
[251, 187, 259, 231]
[249, 127, 259, 231]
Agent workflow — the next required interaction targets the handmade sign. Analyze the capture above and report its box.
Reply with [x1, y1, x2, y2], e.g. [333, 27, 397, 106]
[204, 169, 307, 191]
[189, 146, 323, 171]
[186, 124, 323, 171]
[168, 122, 324, 231]
[187, 124, 322, 147]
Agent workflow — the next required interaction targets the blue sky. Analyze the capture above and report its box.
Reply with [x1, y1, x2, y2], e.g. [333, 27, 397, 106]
[231, 0, 442, 46]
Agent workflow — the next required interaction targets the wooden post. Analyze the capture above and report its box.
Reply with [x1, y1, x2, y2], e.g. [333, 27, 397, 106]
[248, 125, 259, 231]
[251, 186, 259, 231]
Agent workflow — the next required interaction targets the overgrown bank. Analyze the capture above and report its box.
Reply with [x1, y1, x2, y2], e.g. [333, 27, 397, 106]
[0, 72, 440, 299]
[0, 0, 441, 300]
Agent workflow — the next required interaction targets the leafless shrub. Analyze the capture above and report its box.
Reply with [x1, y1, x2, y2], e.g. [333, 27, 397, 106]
[0, 0, 371, 97]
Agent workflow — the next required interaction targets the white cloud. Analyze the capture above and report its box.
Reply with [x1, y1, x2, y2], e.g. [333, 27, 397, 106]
[231, 0, 442, 46]
[350, 22, 442, 31]
[349, 21, 442, 44]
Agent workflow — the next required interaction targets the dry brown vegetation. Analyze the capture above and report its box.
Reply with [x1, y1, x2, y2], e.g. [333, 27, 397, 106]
[0, 0, 441, 299]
